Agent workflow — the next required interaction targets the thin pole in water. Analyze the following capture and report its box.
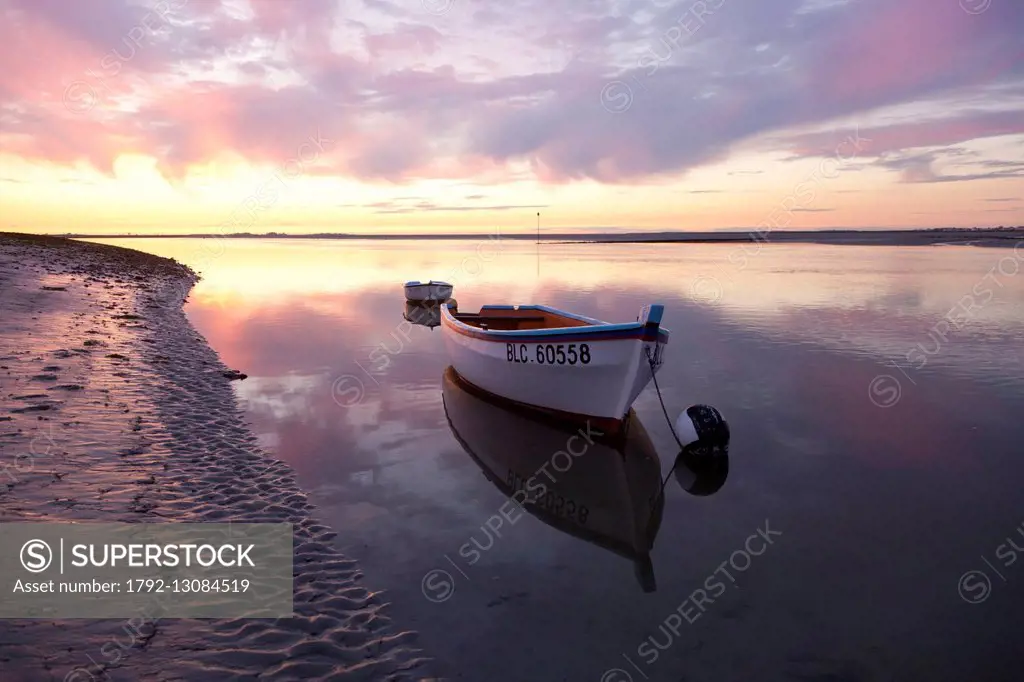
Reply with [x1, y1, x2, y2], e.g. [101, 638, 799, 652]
[536, 212, 540, 277]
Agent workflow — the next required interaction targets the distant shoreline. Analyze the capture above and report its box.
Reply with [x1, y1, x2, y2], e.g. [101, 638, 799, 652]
[61, 227, 1024, 248]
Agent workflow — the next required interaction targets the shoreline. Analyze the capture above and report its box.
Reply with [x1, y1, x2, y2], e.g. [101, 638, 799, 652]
[34, 226, 1024, 248]
[0, 234, 434, 680]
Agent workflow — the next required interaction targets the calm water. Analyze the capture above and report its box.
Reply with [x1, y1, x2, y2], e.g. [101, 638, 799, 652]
[93, 238, 1024, 681]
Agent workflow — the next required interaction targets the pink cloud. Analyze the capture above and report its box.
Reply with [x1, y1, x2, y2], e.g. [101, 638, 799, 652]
[785, 110, 1024, 158]
[0, 108, 140, 173]
[813, 1, 968, 105]
[2, 0, 1022, 187]
[246, 0, 336, 37]
[365, 25, 444, 58]
[0, 7, 103, 105]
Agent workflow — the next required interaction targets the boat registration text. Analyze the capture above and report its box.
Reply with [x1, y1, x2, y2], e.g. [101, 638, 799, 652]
[506, 343, 592, 365]
[507, 469, 590, 525]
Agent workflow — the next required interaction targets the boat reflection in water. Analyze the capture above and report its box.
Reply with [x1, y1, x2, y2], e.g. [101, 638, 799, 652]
[404, 301, 442, 329]
[404, 298, 458, 330]
[442, 365, 667, 592]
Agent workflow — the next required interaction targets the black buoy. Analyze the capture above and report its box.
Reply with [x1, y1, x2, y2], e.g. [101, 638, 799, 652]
[673, 404, 730, 451]
[670, 404, 729, 495]
[647, 402, 731, 507]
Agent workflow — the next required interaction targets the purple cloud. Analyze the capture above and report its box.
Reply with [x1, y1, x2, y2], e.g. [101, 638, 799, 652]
[0, 0, 1021, 185]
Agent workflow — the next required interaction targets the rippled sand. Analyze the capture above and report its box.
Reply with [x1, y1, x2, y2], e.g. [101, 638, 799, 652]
[0, 235, 435, 681]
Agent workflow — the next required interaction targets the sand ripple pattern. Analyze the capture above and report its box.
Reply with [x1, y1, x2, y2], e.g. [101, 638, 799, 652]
[0, 235, 437, 681]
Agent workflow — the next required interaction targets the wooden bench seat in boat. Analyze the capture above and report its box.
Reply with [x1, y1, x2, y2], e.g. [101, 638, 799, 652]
[454, 308, 594, 331]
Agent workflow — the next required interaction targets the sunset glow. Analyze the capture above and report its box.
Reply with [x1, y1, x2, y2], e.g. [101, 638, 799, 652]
[2, 0, 1022, 234]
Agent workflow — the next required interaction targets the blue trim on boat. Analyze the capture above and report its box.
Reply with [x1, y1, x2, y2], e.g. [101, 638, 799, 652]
[640, 304, 664, 327]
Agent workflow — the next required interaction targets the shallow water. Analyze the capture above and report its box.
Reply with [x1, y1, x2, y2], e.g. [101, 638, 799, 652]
[92, 237, 1024, 681]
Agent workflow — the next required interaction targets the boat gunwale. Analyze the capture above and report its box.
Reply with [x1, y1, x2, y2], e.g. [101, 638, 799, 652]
[440, 303, 671, 342]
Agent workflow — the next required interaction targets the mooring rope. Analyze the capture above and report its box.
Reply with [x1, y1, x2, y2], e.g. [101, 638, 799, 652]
[644, 346, 687, 508]
[646, 346, 684, 451]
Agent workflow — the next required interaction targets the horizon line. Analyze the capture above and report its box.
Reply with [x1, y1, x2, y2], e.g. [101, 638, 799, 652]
[6, 225, 1024, 239]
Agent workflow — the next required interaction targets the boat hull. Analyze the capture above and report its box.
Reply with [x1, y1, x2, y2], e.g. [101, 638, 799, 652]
[441, 304, 668, 427]
[404, 281, 453, 302]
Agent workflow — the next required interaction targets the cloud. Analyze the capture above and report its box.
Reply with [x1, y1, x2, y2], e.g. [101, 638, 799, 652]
[785, 110, 1024, 159]
[0, 0, 1022, 186]
[869, 144, 1024, 184]
[361, 199, 548, 214]
[365, 24, 444, 58]
[910, 169, 1024, 184]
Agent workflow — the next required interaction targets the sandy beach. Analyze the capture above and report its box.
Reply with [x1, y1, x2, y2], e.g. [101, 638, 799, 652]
[0, 234, 435, 681]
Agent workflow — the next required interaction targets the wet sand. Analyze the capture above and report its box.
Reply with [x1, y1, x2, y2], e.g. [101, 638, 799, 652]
[0, 234, 435, 681]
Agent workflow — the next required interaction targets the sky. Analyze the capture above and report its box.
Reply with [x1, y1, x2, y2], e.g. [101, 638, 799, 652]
[0, 0, 1022, 235]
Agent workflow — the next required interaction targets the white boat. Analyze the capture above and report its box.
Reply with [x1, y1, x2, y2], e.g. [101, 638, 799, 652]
[441, 366, 664, 591]
[440, 302, 669, 432]
[404, 280, 453, 302]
